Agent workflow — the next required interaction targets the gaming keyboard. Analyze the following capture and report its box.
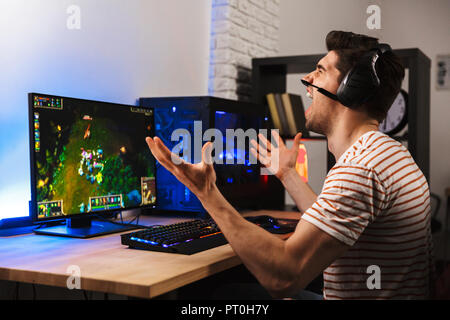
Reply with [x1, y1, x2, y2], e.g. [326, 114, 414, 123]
[121, 218, 226, 255]
[121, 216, 298, 255]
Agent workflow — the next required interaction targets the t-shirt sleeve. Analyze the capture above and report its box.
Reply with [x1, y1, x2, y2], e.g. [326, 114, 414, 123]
[302, 163, 387, 246]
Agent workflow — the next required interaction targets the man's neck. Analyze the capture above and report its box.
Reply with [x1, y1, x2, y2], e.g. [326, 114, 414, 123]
[327, 116, 380, 162]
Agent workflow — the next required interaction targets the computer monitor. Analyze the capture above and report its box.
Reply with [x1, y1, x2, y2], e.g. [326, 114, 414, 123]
[28, 93, 156, 238]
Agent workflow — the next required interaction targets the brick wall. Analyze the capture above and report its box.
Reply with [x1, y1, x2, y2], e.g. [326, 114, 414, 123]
[209, 0, 280, 101]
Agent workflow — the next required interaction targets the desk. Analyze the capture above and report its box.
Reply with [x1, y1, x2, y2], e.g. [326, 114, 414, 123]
[0, 210, 300, 299]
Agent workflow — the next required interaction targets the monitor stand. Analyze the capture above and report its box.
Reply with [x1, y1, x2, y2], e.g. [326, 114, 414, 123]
[34, 216, 140, 239]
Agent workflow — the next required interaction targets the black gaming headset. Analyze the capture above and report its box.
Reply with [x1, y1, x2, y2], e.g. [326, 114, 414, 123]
[301, 43, 392, 108]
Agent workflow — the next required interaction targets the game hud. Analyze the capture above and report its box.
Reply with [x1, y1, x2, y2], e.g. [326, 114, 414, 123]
[30, 94, 156, 220]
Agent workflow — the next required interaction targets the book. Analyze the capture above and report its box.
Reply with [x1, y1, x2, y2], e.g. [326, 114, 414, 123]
[281, 93, 309, 138]
[274, 93, 289, 136]
[266, 93, 282, 134]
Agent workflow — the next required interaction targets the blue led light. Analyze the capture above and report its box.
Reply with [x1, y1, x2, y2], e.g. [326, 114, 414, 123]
[130, 237, 159, 246]
[215, 111, 226, 115]
[172, 106, 177, 113]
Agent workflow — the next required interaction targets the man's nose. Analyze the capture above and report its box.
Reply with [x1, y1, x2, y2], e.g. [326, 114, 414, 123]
[302, 72, 314, 84]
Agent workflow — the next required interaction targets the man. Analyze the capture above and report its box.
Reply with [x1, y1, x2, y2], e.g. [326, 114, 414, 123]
[145, 31, 434, 299]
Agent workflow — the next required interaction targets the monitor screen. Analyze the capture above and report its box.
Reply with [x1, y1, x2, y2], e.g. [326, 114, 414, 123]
[29, 93, 156, 222]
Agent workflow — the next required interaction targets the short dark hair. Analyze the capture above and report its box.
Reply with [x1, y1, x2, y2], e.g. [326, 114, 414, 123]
[326, 30, 405, 122]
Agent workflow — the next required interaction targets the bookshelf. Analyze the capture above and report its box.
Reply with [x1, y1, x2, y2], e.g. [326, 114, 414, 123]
[252, 49, 431, 209]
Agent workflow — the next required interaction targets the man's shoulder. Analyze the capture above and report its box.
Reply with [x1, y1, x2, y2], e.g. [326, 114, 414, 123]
[342, 132, 409, 170]
[338, 131, 422, 193]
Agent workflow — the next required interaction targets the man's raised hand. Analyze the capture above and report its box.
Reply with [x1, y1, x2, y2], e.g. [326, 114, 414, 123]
[145, 137, 216, 200]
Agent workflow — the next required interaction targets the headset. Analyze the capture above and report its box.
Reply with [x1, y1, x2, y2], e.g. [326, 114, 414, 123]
[301, 43, 392, 108]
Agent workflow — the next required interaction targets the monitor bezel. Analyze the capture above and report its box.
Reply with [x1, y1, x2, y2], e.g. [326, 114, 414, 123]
[28, 92, 157, 223]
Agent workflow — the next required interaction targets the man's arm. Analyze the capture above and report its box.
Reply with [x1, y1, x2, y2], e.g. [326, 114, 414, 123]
[250, 131, 318, 213]
[146, 136, 349, 298]
[280, 168, 318, 213]
[199, 186, 349, 298]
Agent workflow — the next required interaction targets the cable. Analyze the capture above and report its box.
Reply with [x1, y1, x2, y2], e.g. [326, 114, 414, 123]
[92, 213, 157, 230]
[14, 282, 19, 300]
[32, 283, 37, 300]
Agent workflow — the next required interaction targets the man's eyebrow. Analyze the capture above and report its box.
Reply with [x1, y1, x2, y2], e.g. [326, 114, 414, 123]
[317, 63, 327, 71]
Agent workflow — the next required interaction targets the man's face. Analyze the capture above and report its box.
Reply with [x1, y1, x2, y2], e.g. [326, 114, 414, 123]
[302, 51, 342, 135]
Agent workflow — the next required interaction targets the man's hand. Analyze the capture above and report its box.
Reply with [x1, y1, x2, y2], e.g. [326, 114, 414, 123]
[145, 137, 217, 200]
[250, 131, 302, 181]
[251, 131, 317, 212]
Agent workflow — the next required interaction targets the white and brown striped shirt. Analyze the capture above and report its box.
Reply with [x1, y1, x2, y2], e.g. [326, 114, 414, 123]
[302, 130, 433, 299]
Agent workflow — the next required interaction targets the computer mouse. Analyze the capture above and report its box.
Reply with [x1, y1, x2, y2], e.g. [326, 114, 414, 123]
[245, 215, 278, 229]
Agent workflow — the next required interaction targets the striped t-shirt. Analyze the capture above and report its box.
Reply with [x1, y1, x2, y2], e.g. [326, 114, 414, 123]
[302, 130, 433, 300]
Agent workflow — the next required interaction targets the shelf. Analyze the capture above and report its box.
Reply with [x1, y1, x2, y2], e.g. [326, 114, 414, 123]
[252, 48, 430, 180]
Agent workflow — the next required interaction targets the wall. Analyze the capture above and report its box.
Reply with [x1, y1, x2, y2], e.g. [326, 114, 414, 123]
[278, 0, 450, 223]
[0, 0, 212, 220]
[209, 0, 280, 101]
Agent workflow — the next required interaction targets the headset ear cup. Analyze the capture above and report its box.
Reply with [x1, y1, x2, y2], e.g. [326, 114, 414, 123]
[337, 44, 391, 109]
[337, 69, 357, 108]
[336, 72, 348, 105]
[337, 58, 379, 108]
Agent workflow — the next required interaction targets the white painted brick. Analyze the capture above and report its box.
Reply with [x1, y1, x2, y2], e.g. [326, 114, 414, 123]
[211, 20, 231, 34]
[248, 0, 265, 9]
[264, 0, 279, 16]
[269, 38, 279, 51]
[231, 36, 248, 54]
[248, 43, 266, 58]
[226, 21, 240, 37]
[234, 52, 252, 69]
[237, 0, 250, 14]
[215, 34, 230, 49]
[213, 0, 238, 8]
[255, 34, 274, 50]
[264, 24, 278, 40]
[211, 49, 234, 64]
[212, 5, 230, 21]
[253, 6, 273, 25]
[271, 17, 280, 29]
[236, 25, 254, 43]
[229, 7, 248, 28]
[213, 77, 237, 91]
[246, 2, 260, 19]
[248, 17, 265, 35]
[215, 64, 238, 78]
[209, 0, 279, 100]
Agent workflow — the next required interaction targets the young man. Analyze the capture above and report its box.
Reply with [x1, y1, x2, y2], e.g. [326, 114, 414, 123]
[145, 31, 433, 299]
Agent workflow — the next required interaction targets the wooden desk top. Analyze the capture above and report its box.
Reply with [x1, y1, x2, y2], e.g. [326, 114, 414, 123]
[0, 210, 300, 299]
